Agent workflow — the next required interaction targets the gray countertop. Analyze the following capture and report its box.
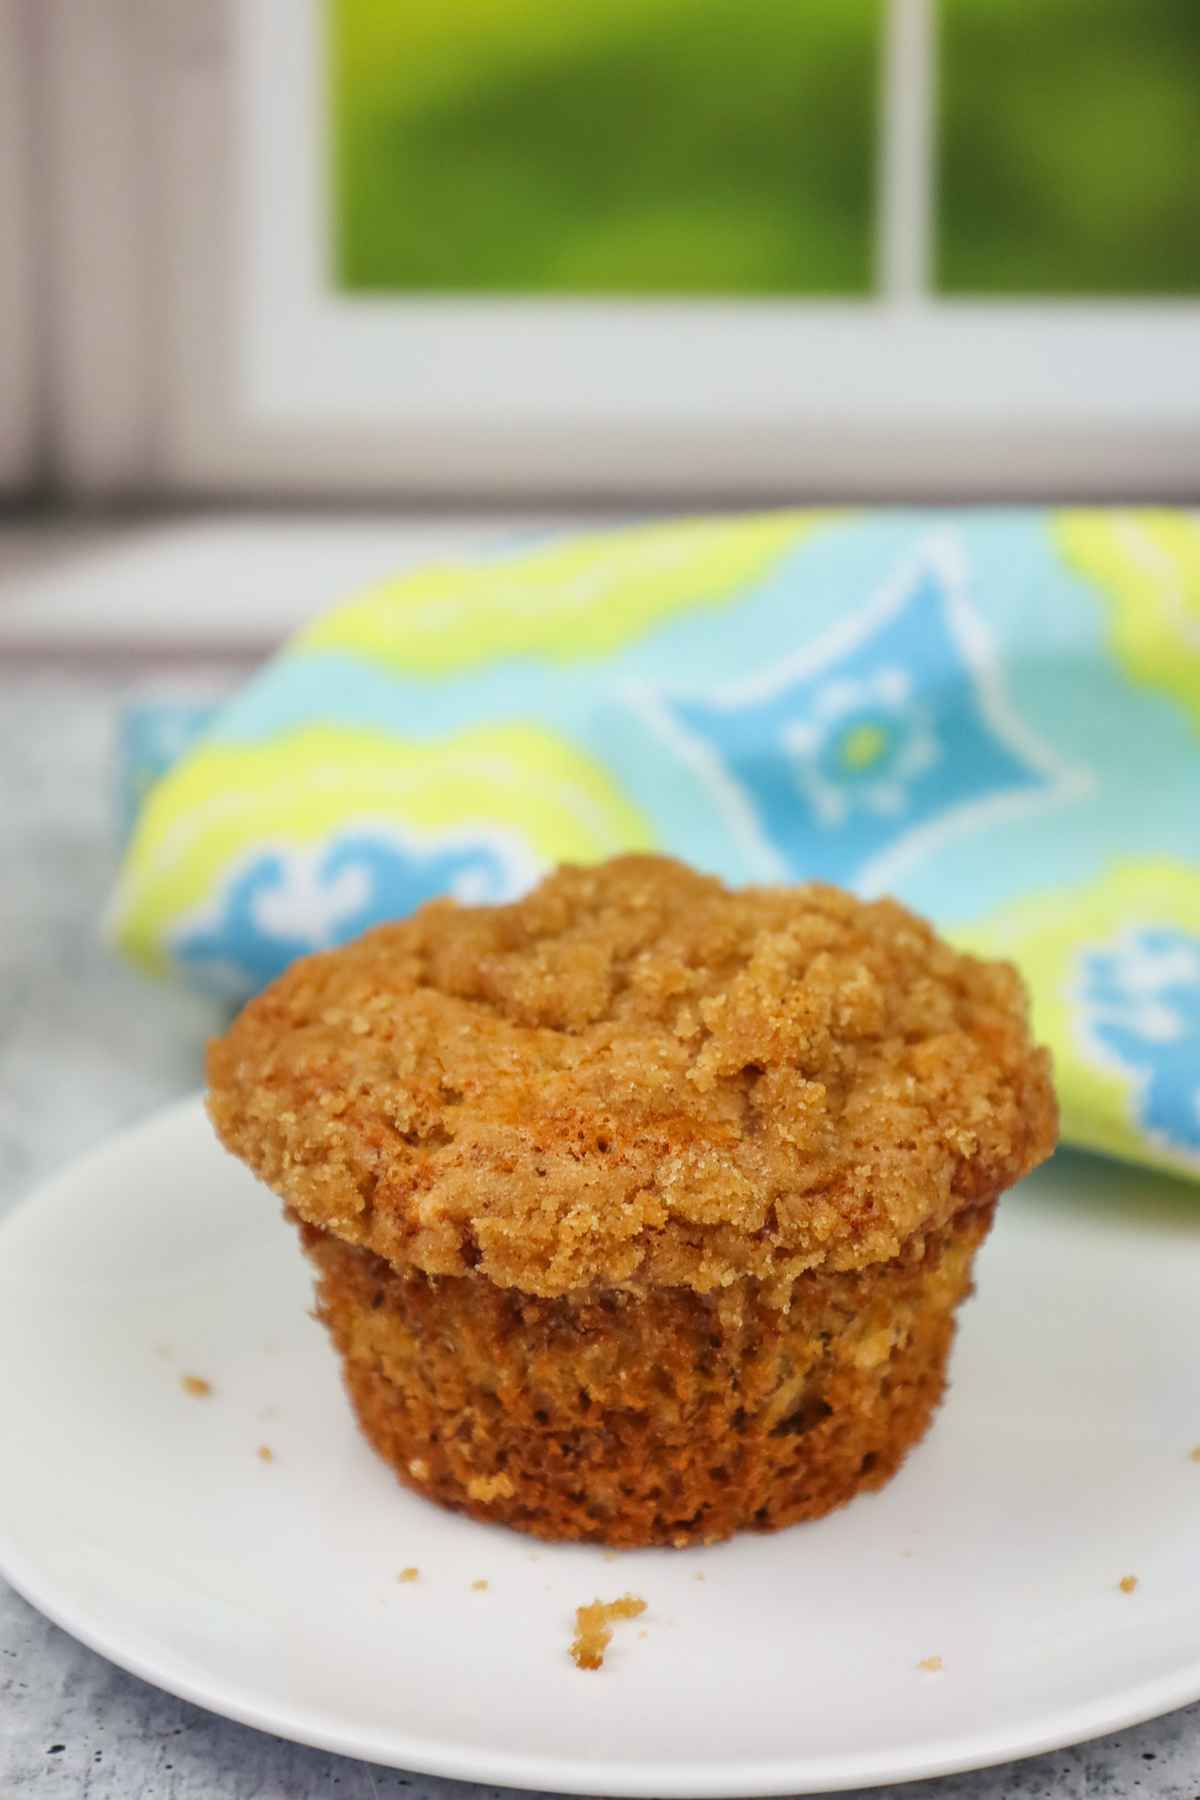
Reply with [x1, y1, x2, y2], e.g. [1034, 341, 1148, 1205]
[3, 661, 1199, 1800]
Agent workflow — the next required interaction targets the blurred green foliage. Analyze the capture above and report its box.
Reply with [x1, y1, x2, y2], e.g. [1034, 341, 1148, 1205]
[939, 0, 1200, 295]
[332, 0, 1200, 300]
[330, 0, 880, 296]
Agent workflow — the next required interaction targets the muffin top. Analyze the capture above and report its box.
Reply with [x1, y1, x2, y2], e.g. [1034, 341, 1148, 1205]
[207, 855, 1055, 1299]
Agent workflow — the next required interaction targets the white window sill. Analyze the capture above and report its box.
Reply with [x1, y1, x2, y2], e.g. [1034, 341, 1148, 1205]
[0, 510, 632, 656]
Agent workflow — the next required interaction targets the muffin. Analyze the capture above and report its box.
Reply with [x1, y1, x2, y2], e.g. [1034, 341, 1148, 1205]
[207, 855, 1055, 1547]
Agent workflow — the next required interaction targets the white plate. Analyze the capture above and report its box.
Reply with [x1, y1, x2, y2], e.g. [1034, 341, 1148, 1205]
[1, 1098, 1199, 1796]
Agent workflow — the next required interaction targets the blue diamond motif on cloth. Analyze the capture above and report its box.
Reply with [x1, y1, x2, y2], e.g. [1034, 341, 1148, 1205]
[1077, 927, 1200, 1163]
[636, 537, 1086, 893]
[172, 830, 532, 999]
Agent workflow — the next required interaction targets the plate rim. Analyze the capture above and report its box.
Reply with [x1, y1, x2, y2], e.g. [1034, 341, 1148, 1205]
[2, 1095, 1199, 1798]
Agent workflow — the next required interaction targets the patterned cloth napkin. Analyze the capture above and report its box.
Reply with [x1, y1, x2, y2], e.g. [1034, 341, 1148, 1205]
[109, 508, 1200, 1184]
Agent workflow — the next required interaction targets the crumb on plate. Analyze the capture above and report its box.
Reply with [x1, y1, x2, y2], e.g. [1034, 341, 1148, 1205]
[917, 1655, 943, 1672]
[181, 1375, 212, 1398]
[570, 1594, 647, 1670]
[256, 1444, 274, 1462]
[471, 1579, 489, 1592]
[397, 1567, 419, 1583]
[1190, 1446, 1200, 1463]
[1118, 1575, 1138, 1594]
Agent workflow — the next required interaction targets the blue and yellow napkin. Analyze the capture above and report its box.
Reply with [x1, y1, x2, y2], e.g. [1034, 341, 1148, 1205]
[109, 509, 1200, 1184]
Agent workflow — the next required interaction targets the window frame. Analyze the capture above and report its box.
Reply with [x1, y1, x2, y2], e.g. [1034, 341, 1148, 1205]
[0, 0, 38, 495]
[49, 0, 1200, 500]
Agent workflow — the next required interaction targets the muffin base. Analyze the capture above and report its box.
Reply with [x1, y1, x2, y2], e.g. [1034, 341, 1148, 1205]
[300, 1203, 994, 1548]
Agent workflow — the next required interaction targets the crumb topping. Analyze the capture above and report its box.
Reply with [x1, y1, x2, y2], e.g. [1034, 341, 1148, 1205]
[208, 856, 1055, 1299]
[466, 1473, 516, 1503]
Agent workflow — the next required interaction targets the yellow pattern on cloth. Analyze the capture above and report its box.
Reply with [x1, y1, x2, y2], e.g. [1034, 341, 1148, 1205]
[111, 724, 652, 978]
[300, 511, 832, 675]
[954, 860, 1200, 1178]
[1057, 510, 1200, 734]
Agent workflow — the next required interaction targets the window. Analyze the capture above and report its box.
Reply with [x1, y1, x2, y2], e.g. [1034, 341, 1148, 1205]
[938, 0, 1200, 296]
[330, 0, 882, 299]
[46, 0, 1200, 498]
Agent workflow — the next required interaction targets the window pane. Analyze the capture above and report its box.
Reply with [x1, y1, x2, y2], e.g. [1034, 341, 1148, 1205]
[329, 0, 881, 297]
[938, 0, 1200, 296]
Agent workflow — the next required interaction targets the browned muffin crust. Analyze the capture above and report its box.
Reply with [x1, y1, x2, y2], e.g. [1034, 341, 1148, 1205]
[299, 1200, 992, 1547]
[208, 856, 1055, 1300]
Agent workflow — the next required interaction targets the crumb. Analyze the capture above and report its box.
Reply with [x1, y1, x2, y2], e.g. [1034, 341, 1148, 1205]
[397, 1567, 419, 1583]
[638, 1629, 648, 1640]
[470, 1579, 489, 1592]
[256, 1445, 274, 1462]
[466, 1473, 515, 1503]
[181, 1375, 211, 1398]
[693, 1571, 705, 1582]
[1119, 1575, 1138, 1594]
[1190, 1446, 1200, 1463]
[602, 1552, 620, 1564]
[570, 1594, 647, 1670]
[917, 1655, 943, 1672]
